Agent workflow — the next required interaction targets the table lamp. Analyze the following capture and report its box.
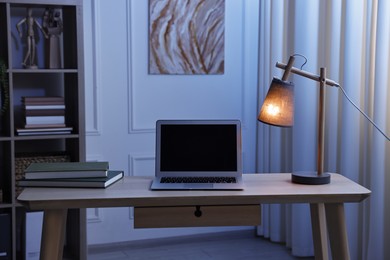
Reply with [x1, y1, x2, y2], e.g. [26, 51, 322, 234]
[259, 55, 340, 185]
[259, 55, 390, 185]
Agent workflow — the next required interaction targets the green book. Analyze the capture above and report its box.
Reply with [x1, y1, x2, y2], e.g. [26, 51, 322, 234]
[18, 170, 124, 188]
[24, 161, 109, 179]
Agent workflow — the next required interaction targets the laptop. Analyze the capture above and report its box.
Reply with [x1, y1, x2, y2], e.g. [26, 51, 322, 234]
[151, 120, 244, 190]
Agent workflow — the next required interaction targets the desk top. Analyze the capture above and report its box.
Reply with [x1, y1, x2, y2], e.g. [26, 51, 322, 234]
[17, 173, 371, 210]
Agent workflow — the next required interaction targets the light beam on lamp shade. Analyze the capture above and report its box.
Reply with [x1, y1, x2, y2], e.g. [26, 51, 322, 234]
[258, 78, 294, 127]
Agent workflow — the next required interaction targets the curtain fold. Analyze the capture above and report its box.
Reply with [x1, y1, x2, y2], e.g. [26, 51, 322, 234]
[256, 0, 390, 259]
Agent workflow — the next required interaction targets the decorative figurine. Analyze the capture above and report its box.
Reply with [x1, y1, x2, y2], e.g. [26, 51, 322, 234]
[16, 8, 48, 69]
[43, 8, 63, 69]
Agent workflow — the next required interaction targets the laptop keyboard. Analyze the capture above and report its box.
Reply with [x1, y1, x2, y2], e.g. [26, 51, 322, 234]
[160, 177, 237, 184]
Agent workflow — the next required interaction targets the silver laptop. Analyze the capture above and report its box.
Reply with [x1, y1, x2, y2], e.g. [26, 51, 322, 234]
[151, 120, 244, 190]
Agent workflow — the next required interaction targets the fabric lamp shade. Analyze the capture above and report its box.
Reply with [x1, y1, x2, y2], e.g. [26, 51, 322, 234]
[258, 78, 294, 127]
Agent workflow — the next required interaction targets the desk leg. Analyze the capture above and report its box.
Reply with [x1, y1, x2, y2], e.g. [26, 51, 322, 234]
[325, 203, 350, 260]
[310, 203, 329, 260]
[40, 209, 68, 260]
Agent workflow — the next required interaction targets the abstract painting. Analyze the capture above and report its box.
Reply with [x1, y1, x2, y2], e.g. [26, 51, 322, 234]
[149, 0, 225, 75]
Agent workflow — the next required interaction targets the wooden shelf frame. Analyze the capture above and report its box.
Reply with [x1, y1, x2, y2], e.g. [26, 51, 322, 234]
[0, 1, 86, 259]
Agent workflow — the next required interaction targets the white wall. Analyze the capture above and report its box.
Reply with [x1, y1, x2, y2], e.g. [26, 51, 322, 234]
[84, 0, 259, 245]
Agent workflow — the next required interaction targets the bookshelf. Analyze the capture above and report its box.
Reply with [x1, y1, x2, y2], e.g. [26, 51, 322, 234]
[0, 0, 86, 259]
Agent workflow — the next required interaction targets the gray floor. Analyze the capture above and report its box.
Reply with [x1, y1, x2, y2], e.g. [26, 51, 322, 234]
[88, 229, 314, 260]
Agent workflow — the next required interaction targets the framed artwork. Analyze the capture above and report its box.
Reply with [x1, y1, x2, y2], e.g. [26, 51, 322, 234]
[149, 0, 225, 75]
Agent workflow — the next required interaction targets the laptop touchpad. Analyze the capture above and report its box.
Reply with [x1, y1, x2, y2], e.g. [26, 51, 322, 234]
[183, 183, 213, 189]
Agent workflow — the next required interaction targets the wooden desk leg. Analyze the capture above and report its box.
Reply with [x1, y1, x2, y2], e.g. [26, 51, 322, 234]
[325, 203, 350, 260]
[310, 203, 329, 260]
[40, 209, 68, 260]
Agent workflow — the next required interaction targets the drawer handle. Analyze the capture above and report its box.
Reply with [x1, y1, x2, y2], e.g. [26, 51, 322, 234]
[194, 206, 202, 217]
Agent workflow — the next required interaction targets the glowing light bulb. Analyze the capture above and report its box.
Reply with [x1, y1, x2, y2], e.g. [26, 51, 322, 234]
[266, 104, 280, 116]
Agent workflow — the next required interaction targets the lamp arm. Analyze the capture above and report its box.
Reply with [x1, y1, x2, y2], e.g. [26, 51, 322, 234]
[276, 62, 339, 87]
[281, 56, 295, 81]
[276, 60, 389, 141]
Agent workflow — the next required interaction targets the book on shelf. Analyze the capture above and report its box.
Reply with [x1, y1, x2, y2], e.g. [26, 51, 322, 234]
[23, 123, 67, 129]
[21, 96, 67, 133]
[22, 96, 65, 103]
[25, 104, 66, 110]
[25, 115, 65, 125]
[16, 126, 73, 136]
[22, 96, 65, 109]
[18, 131, 71, 136]
[24, 161, 110, 179]
[25, 109, 65, 116]
[18, 170, 124, 188]
[17, 126, 73, 132]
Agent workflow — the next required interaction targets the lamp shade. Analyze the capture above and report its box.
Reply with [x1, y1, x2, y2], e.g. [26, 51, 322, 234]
[258, 78, 294, 127]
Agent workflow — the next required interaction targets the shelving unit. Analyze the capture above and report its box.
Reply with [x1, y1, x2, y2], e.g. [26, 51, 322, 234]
[0, 0, 86, 259]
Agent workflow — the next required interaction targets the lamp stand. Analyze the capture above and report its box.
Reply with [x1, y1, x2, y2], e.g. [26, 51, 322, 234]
[291, 67, 330, 184]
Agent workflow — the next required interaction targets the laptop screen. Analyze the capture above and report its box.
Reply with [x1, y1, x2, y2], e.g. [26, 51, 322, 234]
[156, 120, 242, 176]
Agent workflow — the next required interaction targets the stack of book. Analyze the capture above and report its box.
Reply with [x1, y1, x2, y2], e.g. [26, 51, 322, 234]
[18, 161, 124, 188]
[16, 96, 73, 136]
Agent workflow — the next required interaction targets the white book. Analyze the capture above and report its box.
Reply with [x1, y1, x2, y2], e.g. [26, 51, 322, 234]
[25, 105, 65, 110]
[25, 116, 65, 125]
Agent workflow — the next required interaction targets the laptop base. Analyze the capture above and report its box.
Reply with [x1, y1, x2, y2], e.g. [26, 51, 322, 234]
[150, 177, 244, 190]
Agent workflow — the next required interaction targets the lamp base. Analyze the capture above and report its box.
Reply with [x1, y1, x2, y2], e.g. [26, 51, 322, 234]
[291, 171, 331, 185]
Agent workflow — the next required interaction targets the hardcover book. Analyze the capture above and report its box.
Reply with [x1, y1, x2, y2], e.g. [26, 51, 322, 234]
[24, 161, 109, 179]
[17, 130, 72, 136]
[24, 104, 66, 110]
[25, 115, 65, 125]
[22, 96, 65, 103]
[23, 123, 67, 129]
[24, 109, 65, 116]
[18, 170, 124, 188]
[16, 126, 73, 134]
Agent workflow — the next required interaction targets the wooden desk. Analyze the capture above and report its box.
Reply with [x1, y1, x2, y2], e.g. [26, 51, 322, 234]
[17, 173, 370, 260]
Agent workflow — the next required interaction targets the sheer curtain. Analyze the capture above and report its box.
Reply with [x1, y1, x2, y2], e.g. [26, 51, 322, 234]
[256, 0, 390, 259]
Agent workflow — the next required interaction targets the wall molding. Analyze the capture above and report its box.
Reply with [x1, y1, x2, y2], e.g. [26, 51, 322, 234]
[87, 208, 103, 223]
[128, 153, 155, 176]
[86, 0, 102, 135]
[127, 1, 154, 134]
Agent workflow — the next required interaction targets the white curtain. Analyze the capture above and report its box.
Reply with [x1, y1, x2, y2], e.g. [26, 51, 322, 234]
[256, 0, 390, 259]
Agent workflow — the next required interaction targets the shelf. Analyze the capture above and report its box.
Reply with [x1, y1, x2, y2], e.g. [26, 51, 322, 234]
[0, 203, 13, 208]
[14, 134, 79, 140]
[0, 0, 86, 259]
[2, 134, 80, 140]
[1, 0, 81, 6]
[9, 69, 78, 73]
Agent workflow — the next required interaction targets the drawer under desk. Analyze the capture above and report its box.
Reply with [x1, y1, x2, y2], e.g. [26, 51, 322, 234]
[134, 205, 261, 228]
